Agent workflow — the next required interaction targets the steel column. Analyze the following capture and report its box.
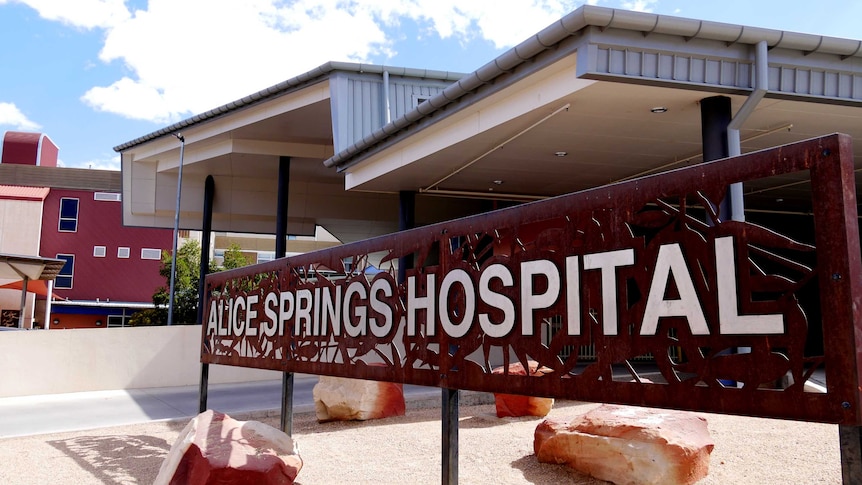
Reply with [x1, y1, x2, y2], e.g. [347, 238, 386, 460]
[197, 175, 215, 413]
[700, 96, 732, 221]
[167, 134, 185, 326]
[841, 421, 862, 482]
[17, 277, 28, 328]
[276, 156, 293, 434]
[398, 191, 415, 283]
[442, 387, 459, 485]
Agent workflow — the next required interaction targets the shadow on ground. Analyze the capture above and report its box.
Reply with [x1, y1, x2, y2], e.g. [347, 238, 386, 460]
[510, 454, 606, 484]
[48, 434, 169, 484]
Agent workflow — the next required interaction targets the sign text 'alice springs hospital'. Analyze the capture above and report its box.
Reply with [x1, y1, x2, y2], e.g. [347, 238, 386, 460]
[202, 134, 862, 425]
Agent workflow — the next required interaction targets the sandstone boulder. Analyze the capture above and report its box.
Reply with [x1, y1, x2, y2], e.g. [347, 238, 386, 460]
[534, 404, 713, 485]
[313, 375, 405, 422]
[154, 410, 302, 485]
[491, 361, 554, 417]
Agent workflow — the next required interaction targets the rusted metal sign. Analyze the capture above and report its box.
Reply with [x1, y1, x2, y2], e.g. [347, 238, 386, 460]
[202, 134, 862, 424]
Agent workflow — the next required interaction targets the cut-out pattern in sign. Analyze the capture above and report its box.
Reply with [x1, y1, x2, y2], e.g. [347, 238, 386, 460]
[203, 134, 862, 424]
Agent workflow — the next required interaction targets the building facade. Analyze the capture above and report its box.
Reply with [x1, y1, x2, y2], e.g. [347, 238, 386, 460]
[0, 130, 172, 329]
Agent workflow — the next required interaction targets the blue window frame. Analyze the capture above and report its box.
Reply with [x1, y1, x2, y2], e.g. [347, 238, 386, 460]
[58, 198, 79, 232]
[55, 254, 74, 289]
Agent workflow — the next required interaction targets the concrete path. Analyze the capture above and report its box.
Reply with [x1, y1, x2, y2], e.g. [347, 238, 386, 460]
[0, 375, 440, 438]
[0, 366, 827, 439]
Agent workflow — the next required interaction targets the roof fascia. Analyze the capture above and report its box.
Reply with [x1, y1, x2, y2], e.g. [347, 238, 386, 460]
[325, 5, 862, 171]
[114, 61, 464, 153]
[577, 27, 862, 107]
[128, 82, 331, 167]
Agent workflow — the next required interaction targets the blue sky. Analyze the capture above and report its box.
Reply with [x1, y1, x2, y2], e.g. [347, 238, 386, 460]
[1, 0, 860, 170]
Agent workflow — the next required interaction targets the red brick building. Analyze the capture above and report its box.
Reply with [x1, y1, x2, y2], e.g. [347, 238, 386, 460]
[0, 131, 171, 329]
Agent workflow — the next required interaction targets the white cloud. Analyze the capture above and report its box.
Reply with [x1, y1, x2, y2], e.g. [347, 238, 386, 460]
[2, 0, 130, 29]
[67, 154, 121, 171]
[621, 0, 658, 13]
[0, 102, 42, 131]
[14, 0, 586, 123]
[400, 1, 583, 49]
[81, 0, 399, 123]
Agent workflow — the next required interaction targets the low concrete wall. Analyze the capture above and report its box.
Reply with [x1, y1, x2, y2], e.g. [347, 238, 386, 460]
[0, 325, 279, 398]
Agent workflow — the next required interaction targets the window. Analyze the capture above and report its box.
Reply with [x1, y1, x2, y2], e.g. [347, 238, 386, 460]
[93, 246, 106, 257]
[107, 315, 131, 328]
[141, 248, 161, 260]
[118, 247, 130, 258]
[412, 94, 432, 108]
[93, 192, 121, 202]
[257, 251, 275, 263]
[58, 198, 79, 232]
[55, 254, 74, 289]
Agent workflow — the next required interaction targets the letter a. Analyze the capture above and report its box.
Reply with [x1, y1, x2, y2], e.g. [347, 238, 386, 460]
[641, 243, 709, 335]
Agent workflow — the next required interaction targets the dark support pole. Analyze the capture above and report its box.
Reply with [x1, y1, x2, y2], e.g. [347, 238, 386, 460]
[396, 191, 460, 482]
[700, 96, 742, 384]
[197, 175, 215, 413]
[397, 190, 415, 283]
[442, 387, 459, 485]
[276, 156, 293, 435]
[840, 426, 862, 484]
[700, 95, 732, 219]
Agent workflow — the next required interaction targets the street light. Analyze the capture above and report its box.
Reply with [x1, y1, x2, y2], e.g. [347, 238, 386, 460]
[167, 133, 185, 326]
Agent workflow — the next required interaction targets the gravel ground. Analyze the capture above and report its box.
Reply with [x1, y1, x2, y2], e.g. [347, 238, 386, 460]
[0, 396, 842, 484]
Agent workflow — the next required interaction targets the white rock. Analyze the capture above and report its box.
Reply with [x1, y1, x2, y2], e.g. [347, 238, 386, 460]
[154, 410, 302, 485]
[534, 404, 713, 485]
[313, 375, 405, 422]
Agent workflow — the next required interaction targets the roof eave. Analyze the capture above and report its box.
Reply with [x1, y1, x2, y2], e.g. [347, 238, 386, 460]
[323, 4, 862, 171]
[112, 61, 465, 153]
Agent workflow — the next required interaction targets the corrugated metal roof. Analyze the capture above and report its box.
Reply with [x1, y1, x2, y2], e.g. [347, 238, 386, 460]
[323, 5, 862, 170]
[0, 164, 120, 192]
[0, 254, 66, 280]
[0, 185, 50, 201]
[113, 61, 464, 152]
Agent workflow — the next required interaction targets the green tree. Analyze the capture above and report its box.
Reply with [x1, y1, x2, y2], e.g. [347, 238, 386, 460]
[129, 239, 214, 326]
[222, 242, 252, 270]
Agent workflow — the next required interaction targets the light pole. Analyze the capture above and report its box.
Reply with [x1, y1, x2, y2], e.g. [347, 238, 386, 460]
[167, 132, 185, 326]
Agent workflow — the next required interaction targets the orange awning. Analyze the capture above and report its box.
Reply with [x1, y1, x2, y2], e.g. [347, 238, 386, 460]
[0, 280, 61, 299]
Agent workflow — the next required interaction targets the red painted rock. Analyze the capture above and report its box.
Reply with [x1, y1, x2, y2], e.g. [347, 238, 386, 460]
[313, 375, 405, 422]
[492, 361, 554, 417]
[154, 410, 302, 485]
[534, 404, 713, 485]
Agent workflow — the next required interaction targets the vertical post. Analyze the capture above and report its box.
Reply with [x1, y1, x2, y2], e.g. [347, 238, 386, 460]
[17, 277, 29, 328]
[198, 175, 215, 413]
[397, 191, 415, 284]
[840, 426, 862, 483]
[442, 387, 459, 485]
[44, 280, 52, 329]
[700, 95, 738, 382]
[167, 133, 185, 326]
[276, 156, 293, 435]
[700, 96, 732, 220]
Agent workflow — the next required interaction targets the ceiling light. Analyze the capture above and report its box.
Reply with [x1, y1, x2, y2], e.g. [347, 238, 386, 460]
[554, 151, 568, 157]
[493, 180, 504, 185]
[650, 106, 668, 114]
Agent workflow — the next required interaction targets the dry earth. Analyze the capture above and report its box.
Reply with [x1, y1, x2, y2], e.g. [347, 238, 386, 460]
[0, 394, 842, 484]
